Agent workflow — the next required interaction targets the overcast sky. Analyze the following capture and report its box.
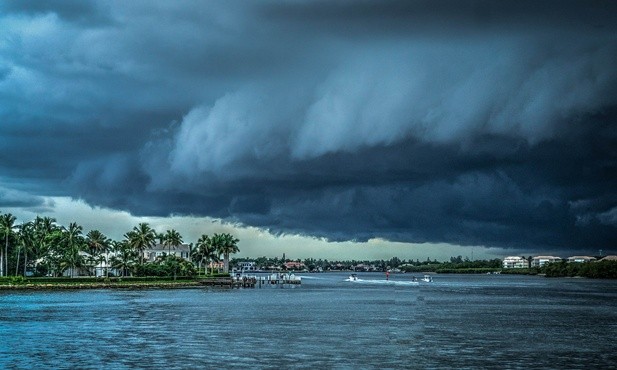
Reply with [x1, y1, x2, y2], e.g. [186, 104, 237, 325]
[1, 0, 616, 260]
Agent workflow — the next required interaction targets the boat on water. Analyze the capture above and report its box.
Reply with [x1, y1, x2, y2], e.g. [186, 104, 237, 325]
[347, 273, 359, 281]
[421, 275, 433, 283]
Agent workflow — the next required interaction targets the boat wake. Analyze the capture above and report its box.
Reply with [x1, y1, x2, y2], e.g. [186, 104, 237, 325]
[298, 276, 324, 280]
[344, 278, 419, 286]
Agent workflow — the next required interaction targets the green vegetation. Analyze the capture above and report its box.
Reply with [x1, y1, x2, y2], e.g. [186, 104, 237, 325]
[0, 275, 202, 289]
[0, 212, 240, 285]
[232, 256, 504, 274]
[499, 268, 539, 275]
[433, 268, 500, 274]
[234, 255, 617, 279]
[400, 257, 502, 273]
[542, 260, 617, 278]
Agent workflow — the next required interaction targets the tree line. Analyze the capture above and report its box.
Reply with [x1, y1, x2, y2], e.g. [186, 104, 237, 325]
[0, 213, 239, 278]
[231, 256, 501, 272]
[542, 260, 617, 279]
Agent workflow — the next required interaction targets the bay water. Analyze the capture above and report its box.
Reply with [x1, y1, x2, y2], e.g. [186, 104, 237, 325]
[1, 273, 616, 369]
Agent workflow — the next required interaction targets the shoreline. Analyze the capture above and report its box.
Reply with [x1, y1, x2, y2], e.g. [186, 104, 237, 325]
[0, 281, 205, 290]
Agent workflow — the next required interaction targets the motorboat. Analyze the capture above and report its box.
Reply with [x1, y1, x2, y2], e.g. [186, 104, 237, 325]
[347, 273, 358, 281]
[421, 275, 433, 283]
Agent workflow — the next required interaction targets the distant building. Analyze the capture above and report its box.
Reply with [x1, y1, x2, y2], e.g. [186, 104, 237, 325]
[567, 256, 596, 263]
[353, 264, 378, 272]
[236, 261, 257, 272]
[143, 243, 191, 262]
[60, 251, 119, 277]
[502, 256, 530, 269]
[284, 261, 305, 271]
[531, 256, 562, 267]
[599, 255, 617, 261]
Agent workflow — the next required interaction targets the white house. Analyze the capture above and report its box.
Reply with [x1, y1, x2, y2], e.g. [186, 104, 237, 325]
[143, 243, 191, 262]
[60, 251, 118, 277]
[531, 256, 562, 267]
[567, 256, 596, 263]
[502, 256, 529, 269]
[237, 261, 257, 272]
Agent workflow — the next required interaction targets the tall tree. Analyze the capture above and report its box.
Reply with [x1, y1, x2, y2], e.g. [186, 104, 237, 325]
[193, 234, 219, 275]
[60, 222, 85, 277]
[32, 216, 57, 276]
[86, 230, 110, 277]
[212, 233, 239, 274]
[17, 222, 35, 276]
[110, 240, 136, 277]
[125, 223, 156, 265]
[163, 229, 183, 256]
[0, 213, 17, 277]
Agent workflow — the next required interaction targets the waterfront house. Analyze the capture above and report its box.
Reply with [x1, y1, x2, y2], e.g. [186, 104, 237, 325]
[502, 256, 530, 269]
[531, 256, 562, 267]
[143, 243, 191, 262]
[233, 261, 257, 273]
[59, 251, 119, 277]
[567, 256, 597, 263]
[239, 261, 257, 271]
[284, 261, 306, 271]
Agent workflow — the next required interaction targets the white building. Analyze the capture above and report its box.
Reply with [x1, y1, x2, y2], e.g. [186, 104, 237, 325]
[567, 256, 596, 263]
[60, 251, 118, 277]
[531, 256, 562, 267]
[143, 243, 191, 262]
[502, 256, 529, 269]
[237, 261, 257, 272]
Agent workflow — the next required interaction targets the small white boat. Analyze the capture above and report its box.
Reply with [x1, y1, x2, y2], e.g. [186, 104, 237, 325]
[347, 273, 359, 281]
[421, 275, 433, 283]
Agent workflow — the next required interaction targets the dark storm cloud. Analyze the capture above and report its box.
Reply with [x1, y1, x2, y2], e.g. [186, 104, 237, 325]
[0, 184, 53, 212]
[1, 1, 616, 253]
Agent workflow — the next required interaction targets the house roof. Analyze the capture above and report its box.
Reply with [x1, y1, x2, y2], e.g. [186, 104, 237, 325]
[284, 261, 305, 267]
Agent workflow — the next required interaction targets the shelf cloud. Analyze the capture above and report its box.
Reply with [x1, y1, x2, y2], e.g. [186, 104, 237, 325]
[1, 0, 616, 253]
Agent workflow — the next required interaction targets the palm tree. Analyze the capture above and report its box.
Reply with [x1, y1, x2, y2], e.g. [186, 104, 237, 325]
[17, 222, 35, 276]
[43, 228, 65, 277]
[193, 234, 219, 275]
[163, 229, 183, 257]
[86, 230, 110, 277]
[60, 222, 85, 277]
[125, 223, 156, 265]
[212, 233, 239, 274]
[110, 241, 136, 277]
[0, 213, 17, 277]
[191, 235, 207, 272]
[33, 216, 57, 276]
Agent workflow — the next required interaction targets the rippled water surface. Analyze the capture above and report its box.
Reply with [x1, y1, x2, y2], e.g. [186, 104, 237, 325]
[1, 273, 616, 369]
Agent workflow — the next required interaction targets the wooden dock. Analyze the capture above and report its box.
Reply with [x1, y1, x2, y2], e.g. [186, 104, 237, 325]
[197, 274, 301, 288]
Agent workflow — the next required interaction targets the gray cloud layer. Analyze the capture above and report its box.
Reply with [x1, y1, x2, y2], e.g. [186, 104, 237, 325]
[1, 0, 616, 252]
